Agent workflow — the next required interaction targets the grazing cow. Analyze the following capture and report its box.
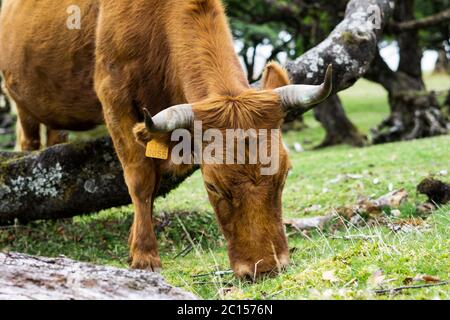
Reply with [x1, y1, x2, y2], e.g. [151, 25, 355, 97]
[0, 0, 332, 277]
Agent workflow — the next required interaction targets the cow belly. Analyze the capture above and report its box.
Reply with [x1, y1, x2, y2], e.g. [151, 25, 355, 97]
[0, 0, 104, 130]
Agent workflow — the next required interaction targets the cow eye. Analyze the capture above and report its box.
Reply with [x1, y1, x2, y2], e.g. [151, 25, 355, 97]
[205, 182, 220, 195]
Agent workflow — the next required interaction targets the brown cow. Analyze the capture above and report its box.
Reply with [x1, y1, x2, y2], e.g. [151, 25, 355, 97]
[0, 0, 332, 277]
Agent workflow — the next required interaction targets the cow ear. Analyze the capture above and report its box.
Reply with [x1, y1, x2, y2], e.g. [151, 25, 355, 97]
[133, 123, 171, 149]
[133, 123, 152, 148]
[261, 62, 291, 90]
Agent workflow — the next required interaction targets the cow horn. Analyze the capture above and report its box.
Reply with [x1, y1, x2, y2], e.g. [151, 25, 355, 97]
[143, 104, 194, 133]
[275, 64, 333, 114]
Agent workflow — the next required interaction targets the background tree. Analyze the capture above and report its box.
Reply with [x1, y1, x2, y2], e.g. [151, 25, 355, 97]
[368, 0, 450, 143]
[226, 0, 366, 148]
[226, 0, 449, 146]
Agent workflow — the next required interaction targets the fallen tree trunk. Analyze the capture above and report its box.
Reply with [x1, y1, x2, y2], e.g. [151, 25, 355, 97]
[0, 252, 197, 300]
[0, 0, 392, 224]
[0, 137, 197, 225]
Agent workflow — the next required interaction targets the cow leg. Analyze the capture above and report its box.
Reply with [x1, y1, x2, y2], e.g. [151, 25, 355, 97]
[16, 107, 41, 151]
[95, 82, 162, 271]
[126, 161, 162, 271]
[46, 128, 68, 147]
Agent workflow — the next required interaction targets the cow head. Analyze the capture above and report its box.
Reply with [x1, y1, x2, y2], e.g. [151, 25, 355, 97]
[134, 63, 332, 278]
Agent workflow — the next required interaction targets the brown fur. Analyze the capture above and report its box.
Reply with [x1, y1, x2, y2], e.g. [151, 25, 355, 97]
[0, 0, 293, 277]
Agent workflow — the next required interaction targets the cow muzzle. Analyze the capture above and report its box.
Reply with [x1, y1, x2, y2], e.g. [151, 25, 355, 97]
[232, 251, 290, 280]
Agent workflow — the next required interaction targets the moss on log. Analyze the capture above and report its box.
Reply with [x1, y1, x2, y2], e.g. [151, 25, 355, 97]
[0, 137, 196, 225]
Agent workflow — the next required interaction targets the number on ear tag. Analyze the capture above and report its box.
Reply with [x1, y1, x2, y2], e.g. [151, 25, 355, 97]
[146, 139, 169, 160]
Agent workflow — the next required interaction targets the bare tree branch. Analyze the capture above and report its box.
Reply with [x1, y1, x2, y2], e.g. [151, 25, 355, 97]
[373, 281, 449, 295]
[389, 8, 450, 32]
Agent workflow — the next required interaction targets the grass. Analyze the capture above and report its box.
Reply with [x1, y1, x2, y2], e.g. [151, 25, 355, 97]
[1, 75, 449, 300]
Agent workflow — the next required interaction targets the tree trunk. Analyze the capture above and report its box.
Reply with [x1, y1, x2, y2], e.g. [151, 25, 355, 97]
[367, 52, 448, 143]
[435, 47, 450, 74]
[444, 90, 450, 115]
[0, 0, 393, 224]
[0, 252, 197, 300]
[313, 95, 367, 148]
[367, 0, 449, 144]
[0, 137, 197, 225]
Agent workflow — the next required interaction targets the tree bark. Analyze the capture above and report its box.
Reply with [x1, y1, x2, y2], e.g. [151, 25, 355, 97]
[313, 95, 367, 148]
[0, 137, 197, 225]
[435, 47, 450, 74]
[0, 0, 393, 224]
[286, 0, 392, 93]
[366, 0, 449, 144]
[0, 252, 197, 300]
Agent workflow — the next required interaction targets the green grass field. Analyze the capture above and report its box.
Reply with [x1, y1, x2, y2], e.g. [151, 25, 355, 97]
[1, 75, 449, 300]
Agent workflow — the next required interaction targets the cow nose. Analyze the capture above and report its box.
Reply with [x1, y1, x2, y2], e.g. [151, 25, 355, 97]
[233, 254, 290, 280]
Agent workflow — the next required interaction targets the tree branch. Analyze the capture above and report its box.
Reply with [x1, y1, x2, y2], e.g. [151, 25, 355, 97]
[287, 0, 392, 92]
[373, 281, 449, 295]
[389, 9, 450, 32]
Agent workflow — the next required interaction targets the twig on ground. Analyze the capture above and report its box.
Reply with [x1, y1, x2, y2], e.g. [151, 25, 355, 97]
[192, 270, 234, 278]
[330, 235, 378, 241]
[373, 281, 449, 295]
[173, 244, 193, 259]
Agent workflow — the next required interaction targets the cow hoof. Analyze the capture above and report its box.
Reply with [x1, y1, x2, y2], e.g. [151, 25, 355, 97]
[151, 267, 162, 273]
[131, 252, 162, 272]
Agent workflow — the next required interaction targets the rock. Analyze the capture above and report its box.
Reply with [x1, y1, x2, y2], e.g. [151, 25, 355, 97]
[285, 214, 334, 231]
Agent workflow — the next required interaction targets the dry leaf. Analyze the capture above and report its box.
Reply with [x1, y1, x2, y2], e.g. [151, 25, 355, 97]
[438, 170, 448, 176]
[293, 143, 304, 153]
[421, 275, 441, 283]
[218, 287, 245, 299]
[416, 202, 436, 217]
[404, 274, 441, 284]
[388, 218, 429, 233]
[368, 269, 385, 288]
[373, 189, 408, 208]
[347, 174, 363, 180]
[391, 209, 401, 217]
[303, 204, 322, 214]
[322, 270, 339, 283]
[333, 189, 409, 224]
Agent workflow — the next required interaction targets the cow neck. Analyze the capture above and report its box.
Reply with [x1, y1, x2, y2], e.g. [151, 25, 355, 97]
[167, 0, 250, 103]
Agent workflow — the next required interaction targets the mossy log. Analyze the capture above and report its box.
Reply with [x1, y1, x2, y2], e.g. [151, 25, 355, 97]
[0, 252, 197, 300]
[0, 137, 196, 225]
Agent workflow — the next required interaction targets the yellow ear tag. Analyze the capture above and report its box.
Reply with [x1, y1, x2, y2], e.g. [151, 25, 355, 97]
[146, 139, 169, 160]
